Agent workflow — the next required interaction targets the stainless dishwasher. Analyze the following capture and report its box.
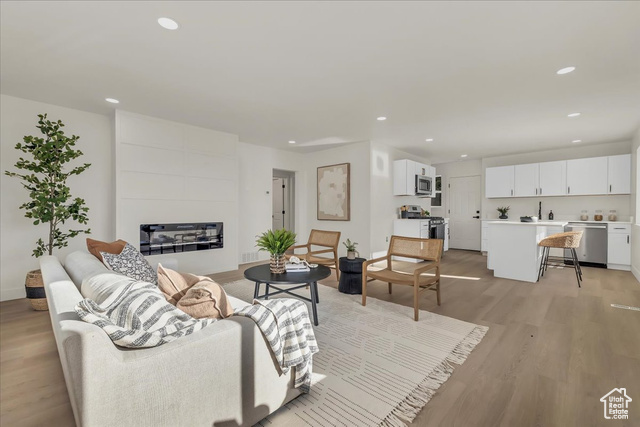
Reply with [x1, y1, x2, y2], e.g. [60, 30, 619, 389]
[564, 222, 607, 267]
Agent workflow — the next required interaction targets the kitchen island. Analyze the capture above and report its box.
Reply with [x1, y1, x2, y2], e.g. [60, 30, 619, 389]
[486, 221, 568, 282]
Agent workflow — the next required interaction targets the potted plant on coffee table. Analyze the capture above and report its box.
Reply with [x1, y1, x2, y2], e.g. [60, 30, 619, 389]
[497, 206, 510, 219]
[4, 114, 92, 310]
[256, 228, 297, 273]
[343, 239, 359, 259]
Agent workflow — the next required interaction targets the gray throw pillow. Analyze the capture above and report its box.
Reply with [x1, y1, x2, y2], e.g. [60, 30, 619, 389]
[101, 243, 157, 285]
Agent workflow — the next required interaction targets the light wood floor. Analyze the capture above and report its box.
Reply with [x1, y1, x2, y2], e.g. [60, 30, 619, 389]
[1, 250, 639, 426]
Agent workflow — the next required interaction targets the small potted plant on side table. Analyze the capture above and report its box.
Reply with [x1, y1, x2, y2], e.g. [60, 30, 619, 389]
[497, 206, 510, 219]
[256, 228, 296, 273]
[343, 239, 359, 259]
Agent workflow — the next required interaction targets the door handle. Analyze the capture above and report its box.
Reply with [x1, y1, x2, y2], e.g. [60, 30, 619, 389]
[610, 184, 612, 193]
[535, 188, 538, 195]
[473, 216, 480, 219]
[540, 187, 542, 195]
[568, 186, 570, 194]
[628, 235, 630, 244]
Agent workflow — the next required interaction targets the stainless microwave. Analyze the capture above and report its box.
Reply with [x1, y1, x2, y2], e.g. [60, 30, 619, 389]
[415, 174, 433, 196]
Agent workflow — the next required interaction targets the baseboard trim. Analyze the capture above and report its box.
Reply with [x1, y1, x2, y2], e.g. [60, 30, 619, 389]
[0, 287, 26, 302]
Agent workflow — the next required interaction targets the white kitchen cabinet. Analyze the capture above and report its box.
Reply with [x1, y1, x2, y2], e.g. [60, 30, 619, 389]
[607, 154, 631, 195]
[608, 223, 631, 270]
[393, 159, 417, 196]
[566, 157, 608, 196]
[514, 163, 539, 197]
[538, 160, 567, 196]
[485, 166, 514, 198]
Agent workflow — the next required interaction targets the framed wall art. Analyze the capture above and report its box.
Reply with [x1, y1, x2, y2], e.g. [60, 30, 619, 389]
[317, 163, 350, 221]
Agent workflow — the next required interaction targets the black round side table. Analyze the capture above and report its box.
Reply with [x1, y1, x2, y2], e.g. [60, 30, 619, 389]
[338, 257, 366, 294]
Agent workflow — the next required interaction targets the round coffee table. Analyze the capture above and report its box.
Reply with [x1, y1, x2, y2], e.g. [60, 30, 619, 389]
[243, 264, 331, 326]
[338, 257, 366, 294]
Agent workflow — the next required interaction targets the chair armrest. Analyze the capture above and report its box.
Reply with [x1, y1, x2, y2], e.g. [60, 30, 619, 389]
[414, 262, 439, 276]
[309, 249, 335, 255]
[286, 244, 309, 254]
[363, 256, 388, 268]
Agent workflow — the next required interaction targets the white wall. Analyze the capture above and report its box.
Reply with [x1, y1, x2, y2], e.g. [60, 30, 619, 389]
[481, 141, 633, 220]
[1, 95, 113, 300]
[370, 142, 431, 255]
[237, 142, 307, 262]
[114, 111, 239, 275]
[301, 142, 372, 258]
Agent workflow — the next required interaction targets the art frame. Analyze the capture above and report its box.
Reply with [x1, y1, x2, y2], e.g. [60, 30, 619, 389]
[317, 162, 350, 221]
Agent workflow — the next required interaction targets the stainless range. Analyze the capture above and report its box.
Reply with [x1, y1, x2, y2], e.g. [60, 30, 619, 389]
[564, 222, 607, 267]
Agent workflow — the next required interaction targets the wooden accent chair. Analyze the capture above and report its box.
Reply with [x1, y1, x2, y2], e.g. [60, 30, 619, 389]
[362, 236, 443, 321]
[287, 229, 341, 280]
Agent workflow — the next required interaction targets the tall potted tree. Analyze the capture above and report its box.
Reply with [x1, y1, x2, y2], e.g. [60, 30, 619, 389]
[5, 114, 91, 310]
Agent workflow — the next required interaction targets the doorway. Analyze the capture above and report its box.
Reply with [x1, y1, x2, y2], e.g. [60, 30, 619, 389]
[448, 175, 481, 251]
[272, 170, 295, 232]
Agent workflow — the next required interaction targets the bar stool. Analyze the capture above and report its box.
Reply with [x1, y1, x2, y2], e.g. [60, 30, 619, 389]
[537, 231, 584, 287]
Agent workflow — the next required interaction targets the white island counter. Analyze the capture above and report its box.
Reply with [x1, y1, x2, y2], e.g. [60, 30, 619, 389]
[486, 221, 568, 283]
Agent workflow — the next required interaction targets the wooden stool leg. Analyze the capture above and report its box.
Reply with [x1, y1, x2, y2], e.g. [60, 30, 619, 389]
[388, 283, 392, 294]
[413, 281, 419, 321]
[571, 249, 582, 288]
[537, 247, 546, 281]
[362, 270, 367, 306]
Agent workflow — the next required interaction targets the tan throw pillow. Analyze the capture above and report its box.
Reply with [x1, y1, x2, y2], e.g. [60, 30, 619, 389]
[157, 263, 201, 305]
[177, 279, 234, 319]
[87, 238, 127, 262]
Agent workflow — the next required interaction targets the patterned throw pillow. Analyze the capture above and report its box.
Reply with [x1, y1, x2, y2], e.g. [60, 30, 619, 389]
[101, 243, 157, 285]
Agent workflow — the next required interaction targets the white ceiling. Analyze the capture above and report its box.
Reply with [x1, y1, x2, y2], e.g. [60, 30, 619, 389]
[2, 1, 639, 163]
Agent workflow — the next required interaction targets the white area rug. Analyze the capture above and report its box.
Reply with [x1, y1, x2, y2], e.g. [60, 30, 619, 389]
[223, 280, 488, 427]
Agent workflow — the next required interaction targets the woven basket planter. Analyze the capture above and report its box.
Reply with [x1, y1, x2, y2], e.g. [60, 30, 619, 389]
[270, 254, 286, 274]
[25, 269, 48, 311]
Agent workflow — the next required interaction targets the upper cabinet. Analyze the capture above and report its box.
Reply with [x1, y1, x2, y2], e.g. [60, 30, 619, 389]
[393, 159, 435, 197]
[485, 154, 630, 198]
[607, 154, 631, 195]
[514, 163, 539, 197]
[538, 160, 566, 196]
[485, 166, 514, 198]
[566, 157, 608, 195]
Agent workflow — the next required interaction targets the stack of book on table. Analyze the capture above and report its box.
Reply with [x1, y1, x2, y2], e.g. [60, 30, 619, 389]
[285, 262, 310, 272]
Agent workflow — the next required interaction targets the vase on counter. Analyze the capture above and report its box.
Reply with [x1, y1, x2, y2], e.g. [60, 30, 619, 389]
[499, 214, 508, 219]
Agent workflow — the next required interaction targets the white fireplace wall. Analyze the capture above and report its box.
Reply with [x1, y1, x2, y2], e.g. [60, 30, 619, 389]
[115, 110, 239, 274]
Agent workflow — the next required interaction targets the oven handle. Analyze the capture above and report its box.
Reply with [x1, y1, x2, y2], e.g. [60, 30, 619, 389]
[566, 225, 607, 229]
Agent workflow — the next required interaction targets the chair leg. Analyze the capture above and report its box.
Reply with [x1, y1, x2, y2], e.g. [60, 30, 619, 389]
[436, 280, 441, 306]
[414, 281, 419, 321]
[537, 247, 546, 281]
[388, 283, 392, 294]
[573, 248, 583, 280]
[544, 247, 550, 273]
[571, 249, 582, 288]
[362, 270, 367, 306]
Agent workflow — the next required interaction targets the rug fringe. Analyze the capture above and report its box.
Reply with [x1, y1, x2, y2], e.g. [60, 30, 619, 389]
[379, 325, 489, 427]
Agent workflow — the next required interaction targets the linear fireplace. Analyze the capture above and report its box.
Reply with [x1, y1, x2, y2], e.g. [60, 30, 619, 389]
[140, 222, 223, 255]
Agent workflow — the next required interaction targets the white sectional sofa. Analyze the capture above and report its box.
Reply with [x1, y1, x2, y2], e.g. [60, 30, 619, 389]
[40, 251, 300, 427]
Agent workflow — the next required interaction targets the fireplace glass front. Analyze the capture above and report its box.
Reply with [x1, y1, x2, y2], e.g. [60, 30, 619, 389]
[140, 222, 223, 255]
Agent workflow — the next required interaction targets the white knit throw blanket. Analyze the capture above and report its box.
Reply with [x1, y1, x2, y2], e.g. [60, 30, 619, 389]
[75, 281, 215, 348]
[233, 298, 319, 392]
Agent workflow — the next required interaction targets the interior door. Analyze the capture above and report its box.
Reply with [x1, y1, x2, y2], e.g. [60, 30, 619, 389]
[449, 175, 482, 251]
[272, 178, 285, 230]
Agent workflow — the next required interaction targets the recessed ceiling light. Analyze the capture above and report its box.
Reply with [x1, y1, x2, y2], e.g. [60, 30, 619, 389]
[158, 17, 179, 30]
[288, 140, 296, 144]
[105, 98, 119, 104]
[425, 138, 434, 142]
[567, 112, 581, 117]
[556, 66, 576, 75]
[460, 154, 468, 158]
[572, 139, 582, 143]
[377, 116, 387, 121]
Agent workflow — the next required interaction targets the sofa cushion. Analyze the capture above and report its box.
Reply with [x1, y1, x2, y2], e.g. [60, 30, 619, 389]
[86, 238, 127, 262]
[157, 263, 200, 304]
[176, 279, 234, 319]
[101, 243, 157, 285]
[64, 251, 111, 290]
[81, 272, 134, 305]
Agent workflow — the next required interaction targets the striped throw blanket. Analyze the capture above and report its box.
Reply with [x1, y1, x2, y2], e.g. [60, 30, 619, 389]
[75, 281, 215, 348]
[234, 299, 319, 392]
